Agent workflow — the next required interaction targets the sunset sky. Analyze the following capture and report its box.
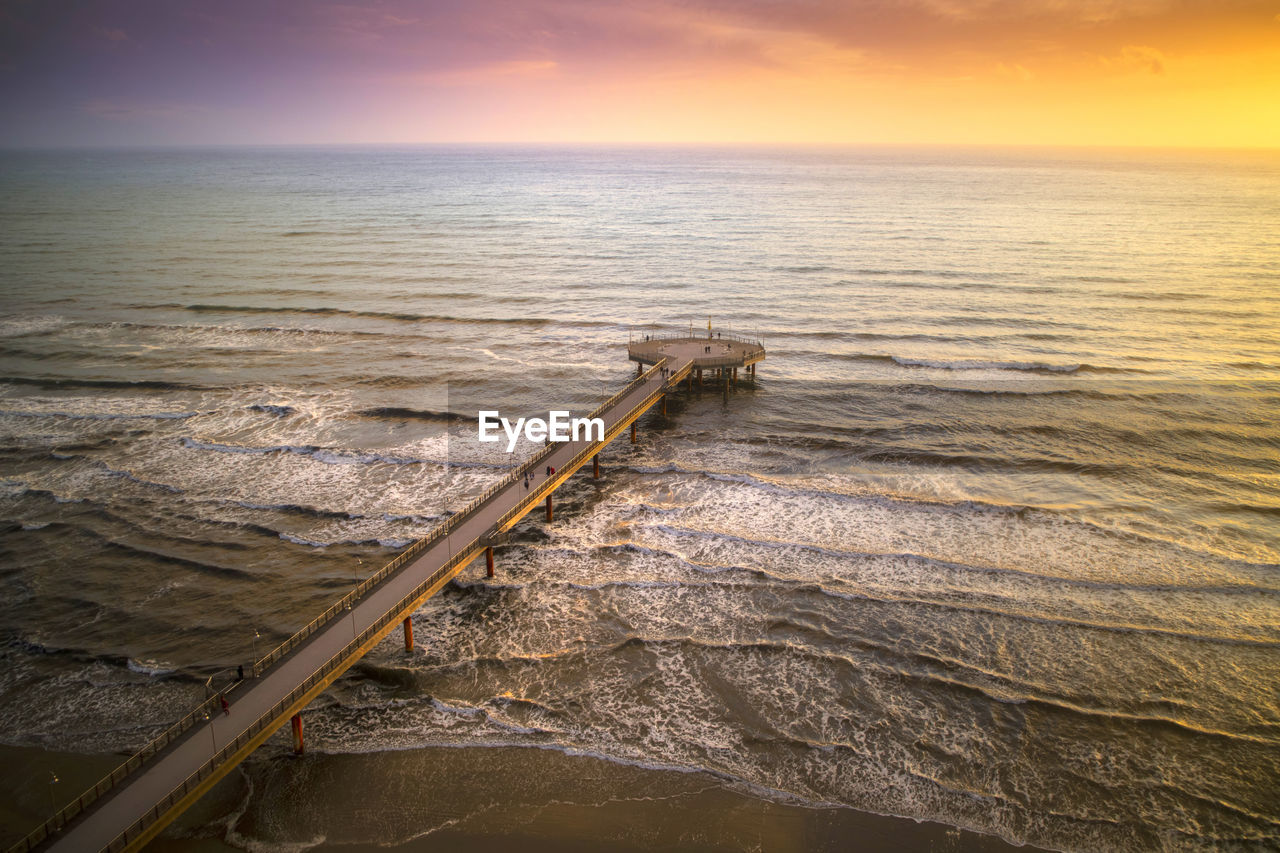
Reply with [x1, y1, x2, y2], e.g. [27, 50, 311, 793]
[0, 0, 1277, 148]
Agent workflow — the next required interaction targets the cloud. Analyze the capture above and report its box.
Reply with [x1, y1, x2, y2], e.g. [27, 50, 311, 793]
[98, 27, 128, 43]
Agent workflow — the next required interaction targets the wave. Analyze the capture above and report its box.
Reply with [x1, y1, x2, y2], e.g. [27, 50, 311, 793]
[125, 658, 178, 677]
[245, 404, 296, 417]
[856, 447, 1133, 477]
[786, 352, 1148, 375]
[179, 437, 429, 466]
[6, 488, 420, 556]
[853, 268, 969, 279]
[1109, 289, 1199, 300]
[0, 316, 70, 338]
[162, 303, 554, 326]
[348, 375, 433, 390]
[889, 382, 1161, 400]
[0, 376, 205, 391]
[227, 499, 439, 527]
[80, 319, 385, 340]
[887, 355, 1125, 374]
[609, 464, 1280, 573]
[27, 519, 260, 580]
[279, 532, 414, 549]
[557, 524, 1280, 612]
[0, 408, 201, 422]
[46, 496, 426, 558]
[355, 407, 467, 423]
[773, 264, 831, 274]
[10, 639, 193, 680]
[601, 635, 1280, 746]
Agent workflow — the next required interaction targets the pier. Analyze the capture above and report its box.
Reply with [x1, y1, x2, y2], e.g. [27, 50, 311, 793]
[12, 333, 764, 853]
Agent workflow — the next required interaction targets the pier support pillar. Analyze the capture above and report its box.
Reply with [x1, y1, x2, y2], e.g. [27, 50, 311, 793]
[697, 369, 702, 388]
[732, 367, 737, 386]
[637, 362, 643, 377]
[631, 422, 637, 444]
[403, 617, 413, 651]
[545, 494, 553, 523]
[486, 546, 494, 578]
[661, 395, 666, 416]
[291, 713, 304, 755]
[593, 454, 600, 479]
[723, 370, 729, 402]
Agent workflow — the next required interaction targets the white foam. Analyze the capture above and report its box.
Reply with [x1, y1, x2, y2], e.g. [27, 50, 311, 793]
[0, 314, 69, 338]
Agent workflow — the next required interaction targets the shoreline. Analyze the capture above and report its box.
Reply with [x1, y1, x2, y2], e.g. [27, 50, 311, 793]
[4, 742, 1044, 852]
[6, 741, 1043, 852]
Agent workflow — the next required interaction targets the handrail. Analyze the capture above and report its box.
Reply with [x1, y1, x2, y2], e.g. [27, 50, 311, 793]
[247, 358, 671, 678]
[685, 353, 764, 370]
[103, 538, 487, 852]
[491, 365, 683, 533]
[634, 331, 762, 347]
[8, 357, 676, 853]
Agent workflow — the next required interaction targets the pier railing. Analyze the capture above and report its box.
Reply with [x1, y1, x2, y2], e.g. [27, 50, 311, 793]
[684, 353, 764, 370]
[102, 533, 492, 852]
[491, 359, 690, 534]
[248, 356, 671, 677]
[634, 330, 763, 347]
[7, 357, 677, 853]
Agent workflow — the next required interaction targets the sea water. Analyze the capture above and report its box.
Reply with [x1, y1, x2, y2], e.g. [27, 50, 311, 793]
[0, 145, 1277, 850]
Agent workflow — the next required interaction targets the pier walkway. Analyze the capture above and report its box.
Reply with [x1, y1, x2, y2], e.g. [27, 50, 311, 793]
[15, 334, 763, 853]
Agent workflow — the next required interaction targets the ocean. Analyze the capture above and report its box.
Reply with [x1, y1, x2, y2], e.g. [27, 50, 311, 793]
[0, 145, 1276, 851]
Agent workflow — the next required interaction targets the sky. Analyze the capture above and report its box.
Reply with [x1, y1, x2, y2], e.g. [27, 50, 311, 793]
[0, 0, 1277, 148]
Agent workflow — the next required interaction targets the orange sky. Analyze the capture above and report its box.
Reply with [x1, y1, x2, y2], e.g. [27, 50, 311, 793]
[1, 0, 1277, 147]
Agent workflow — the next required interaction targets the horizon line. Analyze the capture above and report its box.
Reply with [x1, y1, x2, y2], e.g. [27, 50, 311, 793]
[2, 140, 1279, 154]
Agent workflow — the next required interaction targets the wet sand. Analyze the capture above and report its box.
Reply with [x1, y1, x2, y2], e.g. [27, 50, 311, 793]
[4, 742, 1040, 852]
[166, 742, 1037, 851]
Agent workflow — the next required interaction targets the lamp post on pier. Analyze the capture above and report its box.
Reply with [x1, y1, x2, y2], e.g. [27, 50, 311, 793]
[201, 712, 216, 752]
